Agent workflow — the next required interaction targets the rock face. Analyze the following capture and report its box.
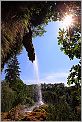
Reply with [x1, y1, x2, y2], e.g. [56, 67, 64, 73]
[1, 104, 25, 121]
[1, 112, 10, 121]
[21, 111, 47, 121]
[1, 104, 48, 121]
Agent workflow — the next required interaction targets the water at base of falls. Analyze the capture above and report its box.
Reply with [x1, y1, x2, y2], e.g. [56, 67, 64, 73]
[24, 97, 44, 113]
[24, 101, 44, 113]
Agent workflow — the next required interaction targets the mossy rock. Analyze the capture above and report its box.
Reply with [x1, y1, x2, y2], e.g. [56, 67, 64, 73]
[33, 104, 48, 112]
[1, 104, 48, 121]
[8, 104, 26, 120]
[39, 104, 48, 111]
[1, 112, 9, 121]
[33, 108, 46, 113]
[22, 111, 47, 121]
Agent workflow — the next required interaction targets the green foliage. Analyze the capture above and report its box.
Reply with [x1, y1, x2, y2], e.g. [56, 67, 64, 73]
[5, 55, 21, 89]
[58, 28, 81, 60]
[1, 82, 81, 120]
[1, 81, 17, 112]
[32, 25, 46, 38]
[57, 15, 81, 86]
[67, 62, 81, 86]
[42, 83, 65, 104]
[1, 2, 81, 119]
[46, 103, 74, 121]
[57, 1, 81, 86]
[42, 83, 81, 121]
[1, 20, 24, 70]
[1, 1, 81, 69]
[25, 97, 35, 106]
[1, 80, 35, 112]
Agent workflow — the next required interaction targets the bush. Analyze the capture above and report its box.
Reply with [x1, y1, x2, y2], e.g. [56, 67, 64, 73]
[1, 82, 17, 112]
[46, 103, 76, 121]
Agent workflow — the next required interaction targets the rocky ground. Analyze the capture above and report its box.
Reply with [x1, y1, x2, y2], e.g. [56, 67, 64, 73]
[1, 104, 48, 121]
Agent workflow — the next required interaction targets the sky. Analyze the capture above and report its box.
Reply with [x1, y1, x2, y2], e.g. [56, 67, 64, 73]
[1, 21, 79, 86]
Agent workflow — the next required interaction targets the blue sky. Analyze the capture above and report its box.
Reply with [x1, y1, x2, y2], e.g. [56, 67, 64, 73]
[1, 21, 79, 86]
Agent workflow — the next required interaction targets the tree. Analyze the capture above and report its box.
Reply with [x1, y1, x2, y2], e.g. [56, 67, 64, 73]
[57, 1, 81, 86]
[1, 79, 35, 112]
[41, 83, 81, 121]
[57, 28, 81, 86]
[5, 55, 21, 88]
[67, 63, 81, 86]
[1, 81, 17, 112]
[1, 1, 81, 70]
[1, 1, 55, 69]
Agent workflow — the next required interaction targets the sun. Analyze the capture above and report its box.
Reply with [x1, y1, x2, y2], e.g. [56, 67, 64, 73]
[62, 14, 73, 29]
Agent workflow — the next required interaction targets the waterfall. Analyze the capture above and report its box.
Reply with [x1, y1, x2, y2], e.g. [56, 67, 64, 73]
[33, 54, 43, 106]
[24, 54, 43, 113]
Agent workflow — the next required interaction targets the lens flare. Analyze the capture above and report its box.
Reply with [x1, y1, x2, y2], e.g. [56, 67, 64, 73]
[62, 14, 73, 29]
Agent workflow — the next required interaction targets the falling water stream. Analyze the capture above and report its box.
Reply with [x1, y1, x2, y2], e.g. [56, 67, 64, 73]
[24, 55, 43, 112]
[33, 55, 43, 106]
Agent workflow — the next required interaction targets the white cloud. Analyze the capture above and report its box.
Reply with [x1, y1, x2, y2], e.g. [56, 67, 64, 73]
[41, 72, 69, 85]
[44, 72, 68, 80]
[22, 72, 69, 86]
